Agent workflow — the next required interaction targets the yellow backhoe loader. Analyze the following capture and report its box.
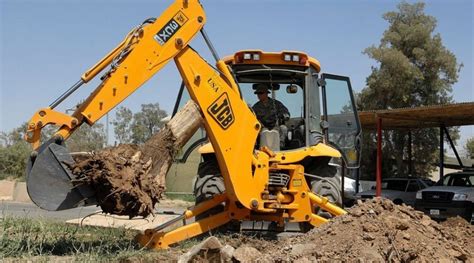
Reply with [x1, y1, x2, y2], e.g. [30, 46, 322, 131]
[24, 0, 361, 249]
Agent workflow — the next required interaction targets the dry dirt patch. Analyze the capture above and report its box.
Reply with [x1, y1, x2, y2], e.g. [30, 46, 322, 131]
[180, 198, 473, 262]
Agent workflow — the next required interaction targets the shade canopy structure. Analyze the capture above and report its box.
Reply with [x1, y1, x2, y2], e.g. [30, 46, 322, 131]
[354, 102, 474, 197]
[359, 102, 474, 130]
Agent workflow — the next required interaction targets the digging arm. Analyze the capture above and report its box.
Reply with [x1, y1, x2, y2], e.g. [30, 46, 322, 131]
[24, 0, 262, 212]
[25, 0, 207, 149]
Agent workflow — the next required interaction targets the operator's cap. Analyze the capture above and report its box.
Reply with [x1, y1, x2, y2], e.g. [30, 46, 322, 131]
[253, 83, 277, 94]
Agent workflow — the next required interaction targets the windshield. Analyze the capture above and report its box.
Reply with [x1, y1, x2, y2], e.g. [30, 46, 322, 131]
[423, 179, 435, 187]
[239, 83, 304, 121]
[381, 180, 407, 191]
[233, 66, 309, 150]
[441, 173, 474, 187]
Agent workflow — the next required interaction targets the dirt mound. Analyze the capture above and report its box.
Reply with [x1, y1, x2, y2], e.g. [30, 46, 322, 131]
[181, 198, 473, 262]
[266, 198, 473, 262]
[441, 215, 472, 227]
[70, 144, 163, 218]
[440, 216, 474, 254]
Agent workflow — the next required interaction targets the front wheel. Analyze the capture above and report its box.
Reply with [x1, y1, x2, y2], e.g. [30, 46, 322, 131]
[192, 157, 225, 221]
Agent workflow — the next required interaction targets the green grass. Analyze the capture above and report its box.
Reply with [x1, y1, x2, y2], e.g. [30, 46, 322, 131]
[0, 216, 191, 261]
[165, 193, 195, 202]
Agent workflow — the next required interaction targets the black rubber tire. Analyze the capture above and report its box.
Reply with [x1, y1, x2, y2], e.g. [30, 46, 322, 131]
[193, 174, 225, 203]
[193, 158, 225, 221]
[311, 176, 342, 206]
[308, 163, 342, 218]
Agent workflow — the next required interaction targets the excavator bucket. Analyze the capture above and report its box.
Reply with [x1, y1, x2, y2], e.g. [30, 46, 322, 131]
[26, 138, 96, 211]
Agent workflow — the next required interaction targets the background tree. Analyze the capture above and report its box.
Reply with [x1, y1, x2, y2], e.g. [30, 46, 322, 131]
[465, 137, 474, 159]
[358, 2, 462, 178]
[130, 103, 168, 144]
[0, 121, 106, 180]
[0, 123, 29, 146]
[40, 122, 106, 152]
[0, 123, 31, 180]
[112, 103, 168, 144]
[112, 106, 133, 144]
[66, 124, 107, 152]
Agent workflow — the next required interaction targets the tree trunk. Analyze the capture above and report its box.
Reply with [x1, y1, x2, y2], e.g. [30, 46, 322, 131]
[142, 100, 203, 190]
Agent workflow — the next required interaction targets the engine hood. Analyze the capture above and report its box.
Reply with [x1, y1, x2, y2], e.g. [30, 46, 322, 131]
[419, 186, 472, 194]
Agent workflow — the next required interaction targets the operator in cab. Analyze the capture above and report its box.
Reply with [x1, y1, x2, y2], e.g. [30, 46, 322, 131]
[252, 83, 290, 148]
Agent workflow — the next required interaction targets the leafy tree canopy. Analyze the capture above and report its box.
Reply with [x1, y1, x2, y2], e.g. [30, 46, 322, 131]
[0, 121, 106, 180]
[358, 2, 461, 178]
[112, 103, 168, 145]
[465, 137, 474, 159]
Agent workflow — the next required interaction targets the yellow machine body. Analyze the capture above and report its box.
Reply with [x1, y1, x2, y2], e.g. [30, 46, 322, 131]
[25, 0, 355, 249]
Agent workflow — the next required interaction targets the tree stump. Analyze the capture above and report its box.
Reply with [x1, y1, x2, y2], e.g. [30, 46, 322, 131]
[70, 100, 203, 217]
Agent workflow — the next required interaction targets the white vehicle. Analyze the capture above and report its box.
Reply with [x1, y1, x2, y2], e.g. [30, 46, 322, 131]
[355, 177, 434, 207]
[415, 169, 474, 223]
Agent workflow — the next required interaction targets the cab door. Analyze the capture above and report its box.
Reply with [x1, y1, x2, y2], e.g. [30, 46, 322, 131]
[321, 73, 361, 168]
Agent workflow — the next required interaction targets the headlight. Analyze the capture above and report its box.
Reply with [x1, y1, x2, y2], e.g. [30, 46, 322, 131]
[416, 192, 422, 199]
[452, 193, 468, 201]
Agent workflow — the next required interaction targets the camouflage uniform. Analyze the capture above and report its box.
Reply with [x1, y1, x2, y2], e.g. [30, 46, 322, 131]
[252, 98, 290, 130]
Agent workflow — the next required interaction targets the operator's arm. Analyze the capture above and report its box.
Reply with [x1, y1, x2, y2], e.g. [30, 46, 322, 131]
[251, 101, 263, 123]
[25, 0, 207, 149]
[252, 101, 276, 129]
[276, 100, 290, 123]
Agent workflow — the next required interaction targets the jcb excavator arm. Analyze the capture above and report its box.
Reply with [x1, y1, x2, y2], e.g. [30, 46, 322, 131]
[25, 0, 261, 212]
[24, 0, 223, 211]
[26, 0, 206, 149]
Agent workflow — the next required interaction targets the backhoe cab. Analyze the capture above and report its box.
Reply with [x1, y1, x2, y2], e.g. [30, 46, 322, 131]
[225, 50, 360, 159]
[24, 0, 361, 249]
[174, 49, 362, 227]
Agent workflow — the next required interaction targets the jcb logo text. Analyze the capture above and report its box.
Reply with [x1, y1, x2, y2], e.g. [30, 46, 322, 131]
[208, 93, 234, 130]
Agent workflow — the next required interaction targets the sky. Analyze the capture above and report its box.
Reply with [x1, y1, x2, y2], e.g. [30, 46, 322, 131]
[0, 0, 473, 154]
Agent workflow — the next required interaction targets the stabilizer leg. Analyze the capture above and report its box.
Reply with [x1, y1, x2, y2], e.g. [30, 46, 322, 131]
[308, 192, 347, 216]
[137, 210, 232, 249]
[306, 192, 347, 227]
[136, 193, 248, 249]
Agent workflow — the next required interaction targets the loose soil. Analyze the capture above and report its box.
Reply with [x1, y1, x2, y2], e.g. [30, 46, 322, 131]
[67, 105, 198, 219]
[70, 144, 167, 218]
[182, 198, 473, 262]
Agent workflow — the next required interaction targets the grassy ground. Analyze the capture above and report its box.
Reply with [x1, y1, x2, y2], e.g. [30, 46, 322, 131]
[164, 193, 195, 203]
[0, 216, 197, 262]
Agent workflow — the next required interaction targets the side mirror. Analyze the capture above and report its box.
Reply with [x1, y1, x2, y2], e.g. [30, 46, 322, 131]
[286, 84, 298, 94]
[316, 78, 326, 87]
[320, 120, 329, 130]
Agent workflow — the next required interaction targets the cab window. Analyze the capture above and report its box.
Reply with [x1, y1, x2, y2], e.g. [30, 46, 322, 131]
[383, 180, 408, 191]
[406, 180, 421, 192]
